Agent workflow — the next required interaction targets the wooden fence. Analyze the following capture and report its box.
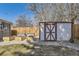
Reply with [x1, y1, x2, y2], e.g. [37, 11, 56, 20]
[74, 24, 79, 39]
[11, 27, 39, 38]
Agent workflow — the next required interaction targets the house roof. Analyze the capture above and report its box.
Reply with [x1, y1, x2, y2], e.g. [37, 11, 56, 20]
[0, 19, 12, 24]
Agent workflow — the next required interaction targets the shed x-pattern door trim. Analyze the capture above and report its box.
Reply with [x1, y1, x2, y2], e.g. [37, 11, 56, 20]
[45, 22, 57, 41]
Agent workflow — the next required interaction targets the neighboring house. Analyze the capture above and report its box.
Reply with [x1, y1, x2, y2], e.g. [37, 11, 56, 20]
[0, 19, 12, 40]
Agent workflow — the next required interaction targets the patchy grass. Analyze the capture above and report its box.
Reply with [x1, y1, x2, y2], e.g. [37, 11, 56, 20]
[0, 44, 34, 56]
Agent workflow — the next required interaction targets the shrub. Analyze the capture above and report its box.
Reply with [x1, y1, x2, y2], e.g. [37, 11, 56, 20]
[11, 30, 17, 36]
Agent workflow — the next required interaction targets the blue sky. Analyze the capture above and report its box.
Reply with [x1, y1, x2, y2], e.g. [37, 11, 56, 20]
[0, 3, 34, 23]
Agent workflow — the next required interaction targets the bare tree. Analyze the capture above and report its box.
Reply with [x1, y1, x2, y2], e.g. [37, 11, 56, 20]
[28, 4, 53, 26]
[16, 14, 33, 27]
[29, 3, 79, 22]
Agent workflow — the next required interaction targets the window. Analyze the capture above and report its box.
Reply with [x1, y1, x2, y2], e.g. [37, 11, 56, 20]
[0, 24, 2, 30]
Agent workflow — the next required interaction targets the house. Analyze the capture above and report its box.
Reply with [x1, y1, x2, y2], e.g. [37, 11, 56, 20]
[0, 19, 12, 40]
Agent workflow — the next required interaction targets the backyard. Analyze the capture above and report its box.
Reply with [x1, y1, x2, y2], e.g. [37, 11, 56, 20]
[0, 3, 79, 56]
